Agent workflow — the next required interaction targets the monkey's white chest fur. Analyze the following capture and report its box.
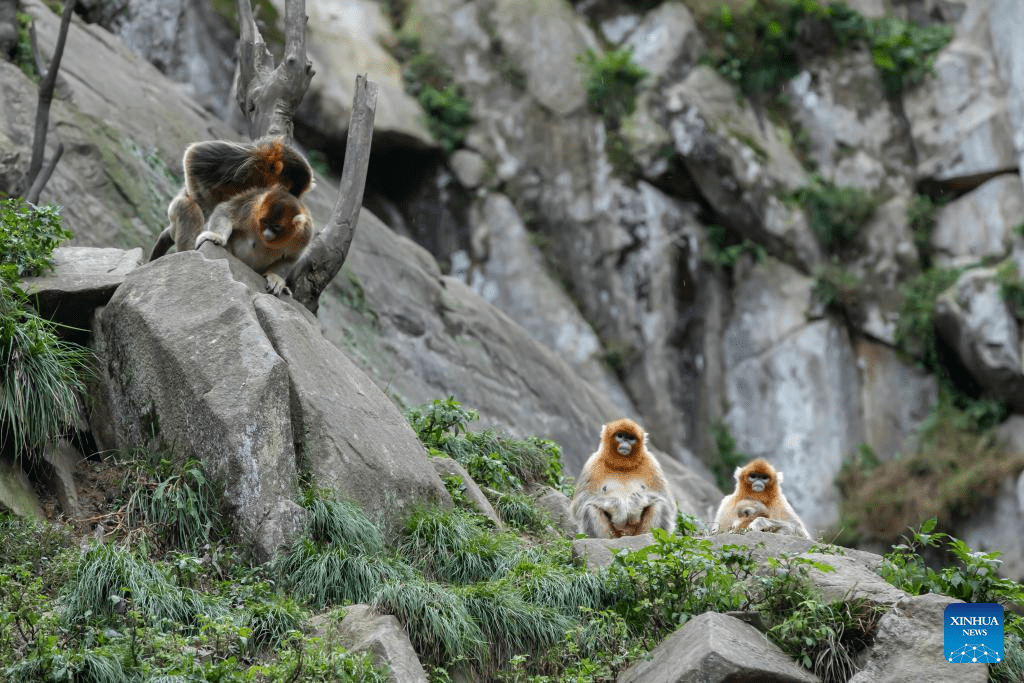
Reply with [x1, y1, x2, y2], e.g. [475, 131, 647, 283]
[600, 478, 650, 526]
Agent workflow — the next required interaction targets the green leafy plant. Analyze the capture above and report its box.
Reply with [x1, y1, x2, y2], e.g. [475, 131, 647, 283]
[579, 47, 648, 127]
[401, 49, 474, 153]
[893, 266, 961, 372]
[907, 193, 940, 268]
[793, 175, 881, 253]
[996, 259, 1024, 319]
[124, 458, 223, 553]
[608, 528, 753, 641]
[878, 519, 1024, 683]
[812, 260, 864, 315]
[703, 224, 766, 270]
[701, 0, 952, 99]
[754, 554, 882, 683]
[406, 398, 567, 493]
[0, 198, 72, 278]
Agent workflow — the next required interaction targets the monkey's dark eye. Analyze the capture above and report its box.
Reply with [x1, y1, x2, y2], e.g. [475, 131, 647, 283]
[615, 432, 635, 440]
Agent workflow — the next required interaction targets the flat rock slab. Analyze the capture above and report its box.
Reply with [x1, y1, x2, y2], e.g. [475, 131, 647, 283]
[22, 246, 143, 330]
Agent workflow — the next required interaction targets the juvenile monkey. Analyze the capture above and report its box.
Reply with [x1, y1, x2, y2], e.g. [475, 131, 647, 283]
[149, 137, 314, 261]
[195, 186, 313, 296]
[714, 459, 811, 539]
[570, 418, 677, 539]
[731, 498, 770, 531]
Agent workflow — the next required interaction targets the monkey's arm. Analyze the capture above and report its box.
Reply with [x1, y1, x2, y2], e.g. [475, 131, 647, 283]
[572, 496, 620, 539]
[747, 516, 812, 539]
[195, 205, 235, 249]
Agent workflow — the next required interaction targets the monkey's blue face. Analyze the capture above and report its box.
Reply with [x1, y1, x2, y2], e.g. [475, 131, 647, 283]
[747, 472, 771, 492]
[614, 431, 637, 456]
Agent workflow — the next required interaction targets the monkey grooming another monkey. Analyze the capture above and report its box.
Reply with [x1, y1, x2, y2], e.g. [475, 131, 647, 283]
[150, 137, 314, 261]
[570, 418, 677, 539]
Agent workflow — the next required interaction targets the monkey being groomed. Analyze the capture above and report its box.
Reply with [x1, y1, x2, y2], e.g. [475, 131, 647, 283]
[570, 418, 677, 539]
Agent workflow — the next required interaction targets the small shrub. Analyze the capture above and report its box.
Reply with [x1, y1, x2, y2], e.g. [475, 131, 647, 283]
[893, 266, 961, 372]
[836, 395, 1024, 544]
[406, 398, 567, 493]
[755, 554, 882, 683]
[609, 529, 753, 641]
[579, 47, 647, 127]
[401, 50, 474, 153]
[907, 193, 939, 268]
[13, 12, 38, 81]
[125, 458, 223, 552]
[701, 0, 952, 98]
[0, 198, 72, 278]
[793, 176, 880, 253]
[703, 224, 766, 270]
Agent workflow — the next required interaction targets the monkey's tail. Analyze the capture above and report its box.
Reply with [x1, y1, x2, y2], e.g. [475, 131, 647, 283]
[149, 226, 174, 262]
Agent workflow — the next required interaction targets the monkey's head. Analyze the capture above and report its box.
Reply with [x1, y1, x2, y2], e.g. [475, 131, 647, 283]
[258, 138, 314, 197]
[736, 498, 769, 520]
[734, 459, 780, 500]
[257, 187, 311, 246]
[601, 418, 646, 465]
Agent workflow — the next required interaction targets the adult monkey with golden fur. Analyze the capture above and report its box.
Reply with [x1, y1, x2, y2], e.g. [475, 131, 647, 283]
[149, 137, 314, 261]
[570, 418, 677, 538]
[714, 459, 811, 539]
[196, 186, 313, 296]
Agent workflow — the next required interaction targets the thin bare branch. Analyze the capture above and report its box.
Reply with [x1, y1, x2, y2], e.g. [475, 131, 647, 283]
[28, 20, 45, 77]
[234, 0, 313, 141]
[25, 141, 63, 204]
[24, 0, 76, 198]
[289, 75, 378, 314]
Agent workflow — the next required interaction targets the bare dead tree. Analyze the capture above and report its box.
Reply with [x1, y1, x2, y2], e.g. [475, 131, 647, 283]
[23, 0, 76, 204]
[234, 0, 378, 315]
[235, 0, 313, 142]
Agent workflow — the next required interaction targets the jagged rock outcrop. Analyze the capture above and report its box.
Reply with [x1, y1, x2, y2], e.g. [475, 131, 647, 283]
[91, 249, 451, 558]
[430, 456, 501, 526]
[934, 267, 1024, 411]
[931, 174, 1024, 266]
[617, 611, 820, 683]
[849, 593, 987, 683]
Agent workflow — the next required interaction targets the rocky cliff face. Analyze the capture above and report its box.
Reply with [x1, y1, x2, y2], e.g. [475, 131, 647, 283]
[6, 0, 1024, 574]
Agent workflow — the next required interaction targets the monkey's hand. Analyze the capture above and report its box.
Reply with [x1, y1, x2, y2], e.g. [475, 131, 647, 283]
[265, 273, 291, 297]
[196, 230, 227, 248]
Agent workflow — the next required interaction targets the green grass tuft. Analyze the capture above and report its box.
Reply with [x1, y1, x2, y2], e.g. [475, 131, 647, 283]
[399, 507, 519, 584]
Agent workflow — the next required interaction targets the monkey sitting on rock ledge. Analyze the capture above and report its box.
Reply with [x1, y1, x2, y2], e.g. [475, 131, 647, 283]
[570, 418, 677, 539]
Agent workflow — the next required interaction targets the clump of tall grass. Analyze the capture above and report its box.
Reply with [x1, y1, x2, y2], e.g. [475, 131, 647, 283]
[374, 578, 485, 669]
[0, 280, 92, 462]
[124, 458, 222, 552]
[399, 506, 519, 584]
[62, 543, 214, 628]
[272, 493, 410, 609]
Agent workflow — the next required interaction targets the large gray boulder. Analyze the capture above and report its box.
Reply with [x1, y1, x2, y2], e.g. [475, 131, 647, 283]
[849, 594, 988, 683]
[92, 249, 451, 558]
[322, 604, 429, 683]
[617, 611, 820, 683]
